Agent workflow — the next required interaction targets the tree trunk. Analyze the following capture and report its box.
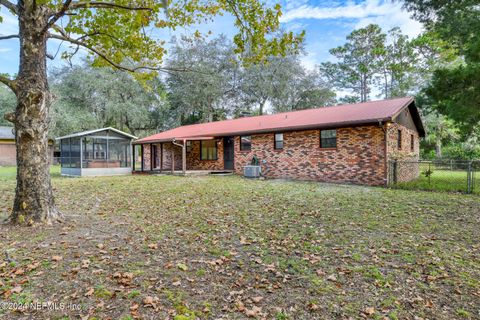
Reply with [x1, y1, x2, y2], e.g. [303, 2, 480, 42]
[435, 139, 442, 158]
[259, 98, 267, 115]
[10, 3, 62, 224]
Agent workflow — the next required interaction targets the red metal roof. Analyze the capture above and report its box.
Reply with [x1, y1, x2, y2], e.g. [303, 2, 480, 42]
[136, 97, 422, 143]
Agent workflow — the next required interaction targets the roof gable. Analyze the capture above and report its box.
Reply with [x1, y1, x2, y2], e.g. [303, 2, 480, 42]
[56, 127, 137, 140]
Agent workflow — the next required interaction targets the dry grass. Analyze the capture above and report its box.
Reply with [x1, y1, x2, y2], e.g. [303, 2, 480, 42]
[0, 172, 479, 319]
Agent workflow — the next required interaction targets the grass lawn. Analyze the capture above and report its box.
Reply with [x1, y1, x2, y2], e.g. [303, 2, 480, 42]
[0, 169, 479, 319]
[395, 169, 477, 194]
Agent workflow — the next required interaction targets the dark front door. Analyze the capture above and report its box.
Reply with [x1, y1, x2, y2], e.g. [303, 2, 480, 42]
[152, 145, 158, 169]
[223, 136, 234, 170]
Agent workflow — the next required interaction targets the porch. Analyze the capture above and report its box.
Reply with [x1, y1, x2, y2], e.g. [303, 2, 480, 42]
[133, 169, 234, 176]
[132, 136, 235, 175]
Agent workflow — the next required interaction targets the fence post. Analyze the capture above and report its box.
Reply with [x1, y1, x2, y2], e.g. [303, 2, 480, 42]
[467, 161, 472, 194]
[429, 162, 432, 185]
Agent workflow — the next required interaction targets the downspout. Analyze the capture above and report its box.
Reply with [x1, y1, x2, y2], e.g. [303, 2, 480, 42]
[172, 138, 186, 176]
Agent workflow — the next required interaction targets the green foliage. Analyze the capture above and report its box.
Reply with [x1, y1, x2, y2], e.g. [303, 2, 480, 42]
[321, 24, 425, 102]
[425, 64, 480, 132]
[0, 83, 15, 126]
[166, 35, 239, 123]
[167, 35, 334, 120]
[321, 24, 386, 102]
[441, 144, 480, 161]
[49, 63, 171, 137]
[404, 0, 480, 135]
[40, 0, 303, 78]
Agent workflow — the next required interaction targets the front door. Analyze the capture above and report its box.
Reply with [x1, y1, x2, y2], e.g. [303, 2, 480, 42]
[223, 137, 234, 170]
[152, 145, 158, 169]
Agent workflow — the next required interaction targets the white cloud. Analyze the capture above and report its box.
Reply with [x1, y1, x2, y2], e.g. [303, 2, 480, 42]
[280, 0, 423, 38]
[0, 48, 11, 52]
[281, 0, 389, 23]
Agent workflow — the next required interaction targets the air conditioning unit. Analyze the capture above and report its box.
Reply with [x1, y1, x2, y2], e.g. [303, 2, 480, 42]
[243, 165, 261, 178]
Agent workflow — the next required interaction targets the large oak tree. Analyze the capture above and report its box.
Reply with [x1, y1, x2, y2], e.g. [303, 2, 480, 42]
[0, 0, 302, 225]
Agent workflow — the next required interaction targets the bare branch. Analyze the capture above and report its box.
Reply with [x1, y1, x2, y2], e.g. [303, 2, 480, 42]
[47, 33, 183, 74]
[0, 0, 17, 14]
[0, 34, 19, 40]
[0, 74, 16, 92]
[69, 1, 153, 11]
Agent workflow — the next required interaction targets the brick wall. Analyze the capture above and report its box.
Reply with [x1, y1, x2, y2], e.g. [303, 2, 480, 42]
[0, 143, 16, 166]
[141, 141, 217, 171]
[0, 142, 54, 166]
[186, 140, 224, 170]
[234, 126, 387, 186]
[386, 122, 420, 183]
[137, 122, 420, 186]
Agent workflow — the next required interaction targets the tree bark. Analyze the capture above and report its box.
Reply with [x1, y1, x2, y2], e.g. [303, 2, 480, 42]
[435, 139, 442, 158]
[259, 98, 267, 115]
[9, 2, 62, 224]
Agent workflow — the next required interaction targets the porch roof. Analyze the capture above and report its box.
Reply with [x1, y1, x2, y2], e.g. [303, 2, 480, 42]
[145, 136, 216, 143]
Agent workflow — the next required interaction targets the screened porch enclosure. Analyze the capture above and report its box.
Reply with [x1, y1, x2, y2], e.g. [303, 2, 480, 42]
[57, 128, 136, 176]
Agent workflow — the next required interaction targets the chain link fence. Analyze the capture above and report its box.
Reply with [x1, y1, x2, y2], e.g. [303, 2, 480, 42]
[388, 160, 479, 194]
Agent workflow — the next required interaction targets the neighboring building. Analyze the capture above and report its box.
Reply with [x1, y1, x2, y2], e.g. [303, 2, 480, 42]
[133, 97, 425, 186]
[56, 127, 136, 176]
[0, 126, 55, 166]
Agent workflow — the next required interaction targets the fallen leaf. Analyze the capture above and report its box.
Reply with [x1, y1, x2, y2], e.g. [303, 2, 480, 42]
[308, 302, 319, 310]
[130, 303, 139, 311]
[81, 259, 90, 269]
[11, 286, 22, 294]
[84, 287, 94, 297]
[326, 274, 337, 282]
[177, 263, 188, 271]
[316, 269, 326, 276]
[252, 296, 263, 303]
[245, 306, 262, 317]
[51, 255, 63, 262]
[363, 307, 375, 315]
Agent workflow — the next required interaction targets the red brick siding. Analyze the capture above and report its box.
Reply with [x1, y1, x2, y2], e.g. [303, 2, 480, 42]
[141, 140, 226, 171]
[142, 145, 151, 170]
[234, 126, 387, 186]
[160, 143, 183, 171]
[386, 122, 420, 182]
[0, 142, 54, 166]
[138, 122, 421, 186]
[0, 143, 16, 166]
[186, 140, 224, 170]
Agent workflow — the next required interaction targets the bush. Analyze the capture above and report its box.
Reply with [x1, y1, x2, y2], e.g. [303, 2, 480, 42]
[441, 144, 480, 160]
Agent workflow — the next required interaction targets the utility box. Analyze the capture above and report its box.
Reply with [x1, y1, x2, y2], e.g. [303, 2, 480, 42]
[243, 165, 261, 178]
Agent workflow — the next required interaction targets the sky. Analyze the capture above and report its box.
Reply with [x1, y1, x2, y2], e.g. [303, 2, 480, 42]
[0, 0, 423, 76]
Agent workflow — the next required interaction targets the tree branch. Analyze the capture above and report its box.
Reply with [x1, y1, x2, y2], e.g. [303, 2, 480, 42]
[68, 1, 153, 11]
[0, 34, 19, 40]
[47, 33, 187, 74]
[4, 112, 15, 123]
[45, 0, 73, 33]
[0, 0, 17, 14]
[0, 74, 16, 92]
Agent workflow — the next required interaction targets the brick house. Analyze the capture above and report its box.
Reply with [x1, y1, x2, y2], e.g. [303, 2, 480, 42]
[0, 126, 55, 166]
[133, 97, 425, 186]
